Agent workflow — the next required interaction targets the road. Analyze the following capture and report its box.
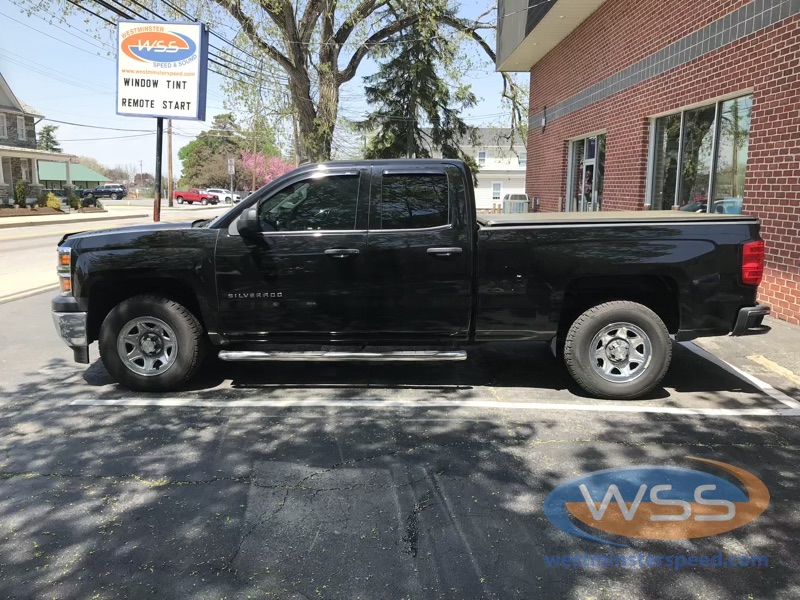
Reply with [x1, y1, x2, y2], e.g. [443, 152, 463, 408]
[0, 205, 229, 302]
[0, 292, 799, 599]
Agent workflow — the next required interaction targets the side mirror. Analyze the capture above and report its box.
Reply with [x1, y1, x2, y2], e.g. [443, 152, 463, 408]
[237, 207, 260, 237]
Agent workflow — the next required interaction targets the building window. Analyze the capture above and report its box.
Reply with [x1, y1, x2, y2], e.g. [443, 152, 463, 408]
[567, 134, 606, 212]
[17, 116, 26, 141]
[0, 114, 7, 138]
[477, 151, 486, 167]
[518, 152, 527, 166]
[649, 95, 751, 214]
[492, 182, 502, 201]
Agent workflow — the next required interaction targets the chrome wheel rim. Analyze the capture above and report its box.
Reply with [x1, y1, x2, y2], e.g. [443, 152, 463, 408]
[590, 322, 652, 383]
[117, 317, 178, 377]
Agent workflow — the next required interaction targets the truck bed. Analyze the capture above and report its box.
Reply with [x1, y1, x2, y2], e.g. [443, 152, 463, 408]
[477, 210, 757, 227]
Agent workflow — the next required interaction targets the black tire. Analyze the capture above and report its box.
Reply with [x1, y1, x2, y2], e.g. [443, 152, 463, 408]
[176, 196, 183, 204]
[201, 198, 209, 205]
[110, 193, 119, 200]
[563, 301, 672, 400]
[99, 294, 205, 392]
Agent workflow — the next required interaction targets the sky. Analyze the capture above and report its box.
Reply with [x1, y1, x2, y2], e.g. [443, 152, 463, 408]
[0, 2, 515, 178]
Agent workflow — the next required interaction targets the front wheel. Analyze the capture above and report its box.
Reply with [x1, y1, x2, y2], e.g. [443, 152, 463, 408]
[563, 301, 672, 399]
[110, 193, 119, 200]
[201, 198, 208, 205]
[99, 295, 205, 392]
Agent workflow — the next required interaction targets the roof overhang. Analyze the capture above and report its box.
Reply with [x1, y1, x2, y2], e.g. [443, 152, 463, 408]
[496, 0, 607, 72]
[0, 145, 77, 160]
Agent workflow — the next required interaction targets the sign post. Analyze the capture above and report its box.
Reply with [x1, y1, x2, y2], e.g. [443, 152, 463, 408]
[116, 21, 208, 221]
[228, 157, 235, 199]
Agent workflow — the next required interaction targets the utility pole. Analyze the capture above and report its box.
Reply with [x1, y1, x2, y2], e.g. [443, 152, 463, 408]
[167, 119, 174, 208]
[153, 117, 163, 222]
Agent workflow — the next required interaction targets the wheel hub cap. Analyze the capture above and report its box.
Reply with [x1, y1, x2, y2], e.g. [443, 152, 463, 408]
[606, 339, 630, 362]
[590, 322, 652, 383]
[117, 317, 178, 377]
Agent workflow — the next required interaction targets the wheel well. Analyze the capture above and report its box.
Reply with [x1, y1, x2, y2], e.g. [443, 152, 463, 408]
[559, 275, 680, 335]
[87, 278, 204, 343]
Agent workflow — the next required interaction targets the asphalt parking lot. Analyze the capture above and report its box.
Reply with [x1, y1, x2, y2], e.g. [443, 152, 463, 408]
[1, 292, 799, 599]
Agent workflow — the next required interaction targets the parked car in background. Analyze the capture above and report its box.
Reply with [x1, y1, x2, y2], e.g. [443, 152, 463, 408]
[711, 197, 743, 214]
[173, 188, 219, 205]
[82, 184, 127, 201]
[204, 188, 241, 204]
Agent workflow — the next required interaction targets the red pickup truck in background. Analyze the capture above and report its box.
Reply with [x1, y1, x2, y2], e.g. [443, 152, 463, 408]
[173, 189, 219, 205]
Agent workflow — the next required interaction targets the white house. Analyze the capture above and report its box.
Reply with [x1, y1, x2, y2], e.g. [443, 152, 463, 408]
[425, 128, 527, 210]
[466, 128, 527, 210]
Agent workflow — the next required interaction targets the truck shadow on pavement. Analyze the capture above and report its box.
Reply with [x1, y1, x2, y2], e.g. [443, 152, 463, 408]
[78, 340, 773, 408]
[0, 356, 798, 599]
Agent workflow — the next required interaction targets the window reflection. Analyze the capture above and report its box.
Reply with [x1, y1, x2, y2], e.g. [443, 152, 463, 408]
[258, 175, 360, 231]
[712, 96, 751, 214]
[380, 174, 449, 229]
[651, 113, 681, 211]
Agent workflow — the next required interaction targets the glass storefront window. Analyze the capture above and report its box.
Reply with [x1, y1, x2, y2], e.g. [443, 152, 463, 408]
[648, 94, 751, 214]
[651, 113, 681, 211]
[711, 96, 752, 214]
[567, 135, 605, 212]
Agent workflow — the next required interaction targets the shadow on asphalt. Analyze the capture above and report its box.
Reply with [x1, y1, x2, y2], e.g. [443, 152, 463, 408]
[74, 341, 772, 407]
[0, 344, 795, 598]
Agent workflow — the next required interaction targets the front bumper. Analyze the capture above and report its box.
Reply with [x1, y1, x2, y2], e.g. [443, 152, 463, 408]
[732, 303, 771, 336]
[51, 296, 89, 363]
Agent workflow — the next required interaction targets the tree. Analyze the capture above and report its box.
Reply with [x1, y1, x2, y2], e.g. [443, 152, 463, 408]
[241, 154, 295, 189]
[34, 0, 524, 163]
[37, 125, 62, 153]
[358, 5, 478, 173]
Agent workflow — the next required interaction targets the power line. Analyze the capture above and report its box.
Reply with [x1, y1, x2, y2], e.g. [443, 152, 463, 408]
[41, 118, 153, 132]
[0, 8, 112, 59]
[59, 132, 154, 142]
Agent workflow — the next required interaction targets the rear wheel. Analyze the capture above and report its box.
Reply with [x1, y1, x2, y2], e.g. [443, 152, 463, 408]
[563, 301, 672, 399]
[99, 294, 205, 392]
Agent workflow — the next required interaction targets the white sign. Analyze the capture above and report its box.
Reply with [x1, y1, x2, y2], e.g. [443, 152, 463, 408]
[228, 158, 235, 176]
[116, 20, 208, 120]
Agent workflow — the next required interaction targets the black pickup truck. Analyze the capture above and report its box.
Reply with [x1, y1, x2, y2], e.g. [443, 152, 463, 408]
[51, 159, 769, 399]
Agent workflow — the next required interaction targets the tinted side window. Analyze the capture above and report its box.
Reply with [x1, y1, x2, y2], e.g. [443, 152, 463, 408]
[258, 174, 360, 232]
[380, 173, 449, 229]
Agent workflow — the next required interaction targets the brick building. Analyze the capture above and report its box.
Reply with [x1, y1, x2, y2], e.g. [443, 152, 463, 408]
[496, 0, 800, 324]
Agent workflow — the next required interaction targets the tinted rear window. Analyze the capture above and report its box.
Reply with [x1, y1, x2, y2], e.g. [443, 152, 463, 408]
[379, 173, 449, 229]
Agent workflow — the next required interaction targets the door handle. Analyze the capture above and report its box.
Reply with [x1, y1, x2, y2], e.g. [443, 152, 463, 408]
[324, 248, 360, 258]
[427, 247, 463, 257]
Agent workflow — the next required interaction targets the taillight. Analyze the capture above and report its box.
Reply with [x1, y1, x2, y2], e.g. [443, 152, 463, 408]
[742, 240, 765, 286]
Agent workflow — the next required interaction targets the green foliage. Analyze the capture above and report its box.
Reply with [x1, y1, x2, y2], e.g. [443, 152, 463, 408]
[178, 113, 280, 188]
[45, 193, 62, 210]
[37, 189, 49, 207]
[357, 6, 478, 177]
[14, 181, 26, 207]
[36, 125, 62, 153]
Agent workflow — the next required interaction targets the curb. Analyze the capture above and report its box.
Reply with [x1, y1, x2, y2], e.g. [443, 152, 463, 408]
[0, 283, 59, 305]
[0, 213, 149, 230]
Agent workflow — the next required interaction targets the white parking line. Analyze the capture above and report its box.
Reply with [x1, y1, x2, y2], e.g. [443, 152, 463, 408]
[68, 397, 800, 416]
[680, 341, 800, 409]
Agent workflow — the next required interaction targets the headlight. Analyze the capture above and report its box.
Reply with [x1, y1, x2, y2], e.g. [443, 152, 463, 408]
[57, 247, 72, 296]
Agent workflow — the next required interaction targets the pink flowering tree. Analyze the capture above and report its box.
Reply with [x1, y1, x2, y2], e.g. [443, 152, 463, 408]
[241, 153, 295, 189]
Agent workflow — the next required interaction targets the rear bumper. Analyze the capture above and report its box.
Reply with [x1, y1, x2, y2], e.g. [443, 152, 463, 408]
[731, 303, 771, 336]
[51, 296, 90, 364]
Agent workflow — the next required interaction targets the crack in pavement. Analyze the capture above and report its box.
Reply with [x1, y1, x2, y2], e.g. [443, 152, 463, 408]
[402, 490, 434, 558]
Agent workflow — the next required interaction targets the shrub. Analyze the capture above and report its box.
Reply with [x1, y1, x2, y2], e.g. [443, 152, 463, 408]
[46, 193, 62, 210]
[37, 190, 49, 207]
[69, 196, 81, 210]
[14, 181, 26, 207]
[95, 199, 104, 210]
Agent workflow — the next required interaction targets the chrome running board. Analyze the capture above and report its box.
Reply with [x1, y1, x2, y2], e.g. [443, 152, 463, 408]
[218, 350, 467, 362]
